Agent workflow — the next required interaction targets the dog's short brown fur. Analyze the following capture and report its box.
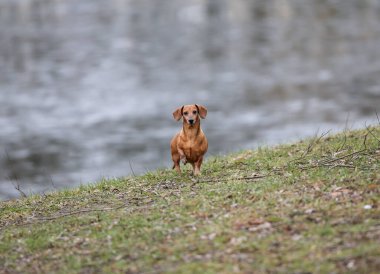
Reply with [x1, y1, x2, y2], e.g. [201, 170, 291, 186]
[170, 104, 208, 175]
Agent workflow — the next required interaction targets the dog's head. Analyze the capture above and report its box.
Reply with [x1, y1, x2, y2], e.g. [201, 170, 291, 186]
[173, 104, 207, 126]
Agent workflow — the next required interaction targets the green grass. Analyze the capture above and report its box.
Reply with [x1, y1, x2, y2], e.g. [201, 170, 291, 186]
[1, 127, 380, 273]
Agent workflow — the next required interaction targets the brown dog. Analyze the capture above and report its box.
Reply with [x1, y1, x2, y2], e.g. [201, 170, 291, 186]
[170, 104, 208, 175]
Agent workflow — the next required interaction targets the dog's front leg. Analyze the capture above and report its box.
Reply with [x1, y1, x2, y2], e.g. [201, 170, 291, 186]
[178, 148, 187, 165]
[193, 157, 203, 176]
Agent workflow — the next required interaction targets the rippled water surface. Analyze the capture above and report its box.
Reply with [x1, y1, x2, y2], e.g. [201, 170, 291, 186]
[1, 0, 380, 199]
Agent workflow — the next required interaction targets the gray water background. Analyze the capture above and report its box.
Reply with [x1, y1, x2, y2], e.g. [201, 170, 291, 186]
[1, 0, 380, 200]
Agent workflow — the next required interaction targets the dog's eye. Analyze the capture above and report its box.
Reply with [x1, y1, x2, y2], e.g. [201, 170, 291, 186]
[183, 111, 188, 115]
[193, 110, 197, 114]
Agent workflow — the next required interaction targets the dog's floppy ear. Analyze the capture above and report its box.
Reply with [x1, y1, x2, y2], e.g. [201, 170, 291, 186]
[173, 106, 184, 121]
[196, 104, 207, 119]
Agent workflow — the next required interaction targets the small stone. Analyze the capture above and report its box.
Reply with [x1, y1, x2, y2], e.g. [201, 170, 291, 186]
[363, 205, 372, 209]
[208, 232, 217, 240]
[347, 260, 355, 269]
[230, 236, 247, 245]
[292, 234, 302, 241]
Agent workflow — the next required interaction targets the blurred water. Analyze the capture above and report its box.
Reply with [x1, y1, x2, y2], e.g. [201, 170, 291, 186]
[1, 0, 380, 200]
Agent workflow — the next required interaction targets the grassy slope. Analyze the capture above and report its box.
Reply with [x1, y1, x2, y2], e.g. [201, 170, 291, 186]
[1, 127, 380, 273]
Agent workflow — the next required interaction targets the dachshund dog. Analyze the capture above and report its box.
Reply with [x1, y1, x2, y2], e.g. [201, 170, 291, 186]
[170, 104, 208, 175]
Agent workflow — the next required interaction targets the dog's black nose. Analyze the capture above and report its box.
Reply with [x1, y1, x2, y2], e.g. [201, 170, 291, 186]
[189, 119, 194, 124]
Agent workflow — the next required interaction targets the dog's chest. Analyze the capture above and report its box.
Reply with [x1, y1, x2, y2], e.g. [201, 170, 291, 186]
[182, 138, 206, 160]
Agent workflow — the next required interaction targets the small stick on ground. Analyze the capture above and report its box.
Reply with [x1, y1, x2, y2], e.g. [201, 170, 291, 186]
[365, 124, 380, 144]
[320, 149, 367, 165]
[322, 163, 355, 169]
[199, 174, 267, 183]
[336, 132, 347, 152]
[290, 129, 331, 163]
[37, 204, 126, 221]
[363, 131, 369, 150]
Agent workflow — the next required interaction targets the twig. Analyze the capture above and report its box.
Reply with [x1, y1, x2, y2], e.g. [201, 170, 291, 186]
[4, 150, 27, 198]
[320, 149, 367, 165]
[299, 162, 358, 171]
[36, 204, 127, 221]
[198, 175, 267, 183]
[11, 180, 27, 198]
[321, 164, 355, 169]
[129, 160, 136, 177]
[0, 203, 157, 230]
[46, 170, 56, 190]
[302, 130, 327, 157]
[298, 165, 319, 171]
[344, 112, 350, 131]
[365, 123, 380, 143]
[363, 131, 369, 150]
[290, 129, 331, 162]
[336, 132, 347, 152]
[318, 129, 331, 141]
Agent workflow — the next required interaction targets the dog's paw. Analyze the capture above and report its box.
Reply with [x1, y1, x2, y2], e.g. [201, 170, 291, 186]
[181, 156, 187, 165]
